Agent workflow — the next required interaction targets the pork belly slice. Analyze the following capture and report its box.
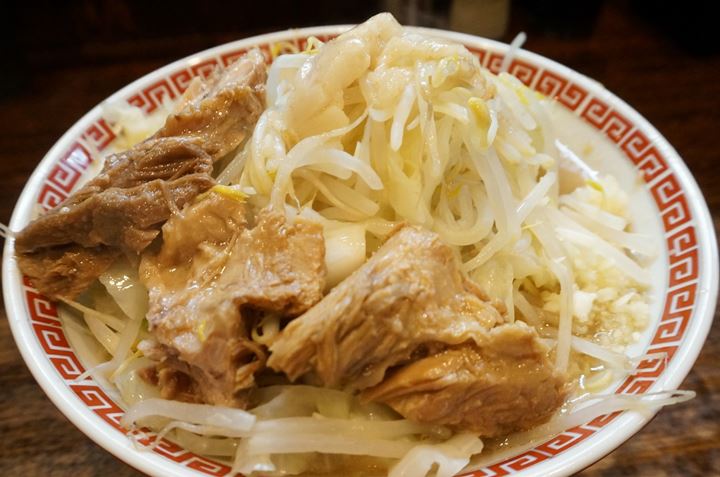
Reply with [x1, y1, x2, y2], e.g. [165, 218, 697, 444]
[268, 225, 567, 435]
[140, 194, 325, 407]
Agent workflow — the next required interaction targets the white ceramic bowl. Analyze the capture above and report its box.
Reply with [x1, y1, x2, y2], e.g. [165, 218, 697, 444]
[3, 25, 717, 477]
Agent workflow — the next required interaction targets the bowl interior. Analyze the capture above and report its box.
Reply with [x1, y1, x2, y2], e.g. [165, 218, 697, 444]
[3, 25, 717, 477]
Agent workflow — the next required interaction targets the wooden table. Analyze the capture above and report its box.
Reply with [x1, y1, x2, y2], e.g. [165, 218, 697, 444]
[1, 1, 718, 475]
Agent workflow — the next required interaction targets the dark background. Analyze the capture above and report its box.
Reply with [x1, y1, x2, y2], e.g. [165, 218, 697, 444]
[1, 1, 718, 475]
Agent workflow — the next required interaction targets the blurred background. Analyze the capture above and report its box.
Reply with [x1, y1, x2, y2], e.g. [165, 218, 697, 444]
[0, 0, 718, 476]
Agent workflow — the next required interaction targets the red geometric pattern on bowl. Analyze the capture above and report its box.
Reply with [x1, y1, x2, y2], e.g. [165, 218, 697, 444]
[21, 35, 699, 476]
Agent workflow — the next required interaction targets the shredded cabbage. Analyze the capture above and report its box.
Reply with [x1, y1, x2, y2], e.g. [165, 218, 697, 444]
[389, 433, 484, 477]
[99, 259, 148, 322]
[122, 398, 256, 431]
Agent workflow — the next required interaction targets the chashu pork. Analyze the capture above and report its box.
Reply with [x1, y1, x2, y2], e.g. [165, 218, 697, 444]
[268, 225, 567, 436]
[140, 193, 326, 407]
[15, 50, 267, 299]
[156, 49, 268, 160]
[362, 325, 568, 437]
[268, 225, 505, 390]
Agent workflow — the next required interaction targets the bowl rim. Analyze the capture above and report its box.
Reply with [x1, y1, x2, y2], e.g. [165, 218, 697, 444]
[3, 23, 717, 477]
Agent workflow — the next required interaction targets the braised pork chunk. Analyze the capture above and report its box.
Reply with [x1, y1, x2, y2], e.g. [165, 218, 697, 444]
[268, 225, 567, 436]
[267, 226, 504, 389]
[16, 244, 120, 299]
[362, 325, 567, 437]
[156, 49, 267, 160]
[140, 194, 325, 407]
[17, 138, 214, 255]
[15, 51, 267, 299]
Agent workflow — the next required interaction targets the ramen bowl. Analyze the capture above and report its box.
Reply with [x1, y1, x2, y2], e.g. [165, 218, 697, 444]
[3, 25, 717, 477]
